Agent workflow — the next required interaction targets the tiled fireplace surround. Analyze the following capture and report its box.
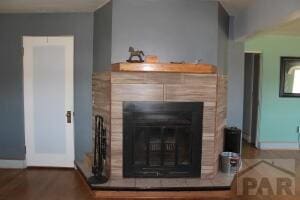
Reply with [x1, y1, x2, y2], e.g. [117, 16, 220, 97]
[91, 64, 227, 185]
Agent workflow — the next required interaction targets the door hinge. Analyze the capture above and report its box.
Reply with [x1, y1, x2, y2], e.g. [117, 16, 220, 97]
[22, 47, 24, 57]
[24, 146, 26, 154]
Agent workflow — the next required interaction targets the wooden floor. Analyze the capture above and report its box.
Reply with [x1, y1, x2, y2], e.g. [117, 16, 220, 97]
[0, 143, 300, 200]
[0, 168, 93, 200]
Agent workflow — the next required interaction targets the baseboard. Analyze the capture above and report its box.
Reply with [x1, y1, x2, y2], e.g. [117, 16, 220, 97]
[0, 159, 26, 169]
[258, 142, 299, 150]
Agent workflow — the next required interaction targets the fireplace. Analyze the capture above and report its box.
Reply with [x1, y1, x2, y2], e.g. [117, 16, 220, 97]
[91, 63, 227, 181]
[123, 102, 203, 178]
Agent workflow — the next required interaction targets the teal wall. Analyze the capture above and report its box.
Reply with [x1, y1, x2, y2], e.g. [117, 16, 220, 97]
[245, 35, 300, 143]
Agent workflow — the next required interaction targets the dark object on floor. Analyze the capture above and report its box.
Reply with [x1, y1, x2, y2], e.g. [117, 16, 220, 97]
[88, 115, 108, 184]
[127, 46, 144, 63]
[224, 127, 242, 154]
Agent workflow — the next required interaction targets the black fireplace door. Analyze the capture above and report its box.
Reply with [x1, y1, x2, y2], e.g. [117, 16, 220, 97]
[123, 102, 203, 178]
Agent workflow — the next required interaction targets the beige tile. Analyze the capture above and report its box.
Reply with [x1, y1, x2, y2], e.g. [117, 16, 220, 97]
[111, 101, 123, 119]
[164, 84, 217, 102]
[92, 72, 228, 181]
[109, 178, 136, 187]
[160, 178, 187, 187]
[135, 178, 162, 188]
[210, 172, 234, 187]
[111, 119, 122, 133]
[111, 72, 146, 84]
[185, 178, 214, 187]
[93, 72, 111, 81]
[112, 84, 164, 101]
[183, 74, 217, 85]
[110, 168, 123, 180]
[145, 73, 183, 84]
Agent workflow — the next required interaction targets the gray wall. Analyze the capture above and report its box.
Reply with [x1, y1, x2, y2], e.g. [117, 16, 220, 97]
[227, 16, 245, 128]
[234, 0, 300, 40]
[217, 3, 229, 74]
[111, 0, 221, 67]
[0, 13, 93, 161]
[227, 40, 244, 128]
[94, 1, 112, 72]
[0, 0, 232, 161]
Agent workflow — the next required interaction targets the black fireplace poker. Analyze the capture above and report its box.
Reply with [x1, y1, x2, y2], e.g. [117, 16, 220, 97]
[88, 115, 108, 184]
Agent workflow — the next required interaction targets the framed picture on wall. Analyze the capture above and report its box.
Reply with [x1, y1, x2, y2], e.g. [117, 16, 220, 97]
[280, 57, 300, 97]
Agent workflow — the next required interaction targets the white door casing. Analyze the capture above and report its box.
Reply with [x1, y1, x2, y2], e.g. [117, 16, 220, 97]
[23, 36, 74, 167]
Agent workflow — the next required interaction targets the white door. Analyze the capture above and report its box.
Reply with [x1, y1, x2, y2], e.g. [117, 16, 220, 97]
[23, 36, 74, 168]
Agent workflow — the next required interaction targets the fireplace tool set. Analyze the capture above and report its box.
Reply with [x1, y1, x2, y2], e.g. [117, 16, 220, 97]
[88, 115, 108, 184]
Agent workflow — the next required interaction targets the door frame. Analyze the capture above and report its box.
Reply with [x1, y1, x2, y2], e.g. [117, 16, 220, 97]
[243, 51, 263, 148]
[23, 36, 75, 167]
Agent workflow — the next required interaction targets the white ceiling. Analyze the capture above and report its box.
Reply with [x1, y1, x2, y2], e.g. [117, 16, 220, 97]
[262, 19, 300, 36]
[220, 0, 254, 15]
[0, 0, 109, 13]
[0, 0, 252, 14]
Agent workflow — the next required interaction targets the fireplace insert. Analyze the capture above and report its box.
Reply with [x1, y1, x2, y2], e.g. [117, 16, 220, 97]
[123, 102, 203, 178]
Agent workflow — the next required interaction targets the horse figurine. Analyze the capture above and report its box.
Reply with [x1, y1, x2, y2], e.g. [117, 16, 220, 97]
[127, 47, 145, 63]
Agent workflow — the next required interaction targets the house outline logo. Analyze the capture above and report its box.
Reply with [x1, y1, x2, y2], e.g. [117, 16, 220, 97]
[237, 159, 296, 196]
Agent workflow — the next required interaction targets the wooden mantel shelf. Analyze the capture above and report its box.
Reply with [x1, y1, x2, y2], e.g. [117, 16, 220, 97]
[112, 62, 217, 74]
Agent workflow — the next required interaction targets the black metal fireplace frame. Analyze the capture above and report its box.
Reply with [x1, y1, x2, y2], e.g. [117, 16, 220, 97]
[123, 101, 203, 178]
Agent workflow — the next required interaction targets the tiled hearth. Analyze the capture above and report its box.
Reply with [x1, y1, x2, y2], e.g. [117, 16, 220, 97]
[78, 63, 230, 190]
[77, 161, 234, 190]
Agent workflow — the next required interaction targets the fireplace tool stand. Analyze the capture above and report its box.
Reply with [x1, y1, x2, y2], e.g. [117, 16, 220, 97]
[88, 115, 108, 184]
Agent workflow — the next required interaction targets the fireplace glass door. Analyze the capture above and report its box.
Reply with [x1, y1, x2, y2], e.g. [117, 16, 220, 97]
[123, 102, 203, 178]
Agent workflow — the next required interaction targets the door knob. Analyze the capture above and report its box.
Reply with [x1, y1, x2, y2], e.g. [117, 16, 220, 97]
[66, 111, 72, 123]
